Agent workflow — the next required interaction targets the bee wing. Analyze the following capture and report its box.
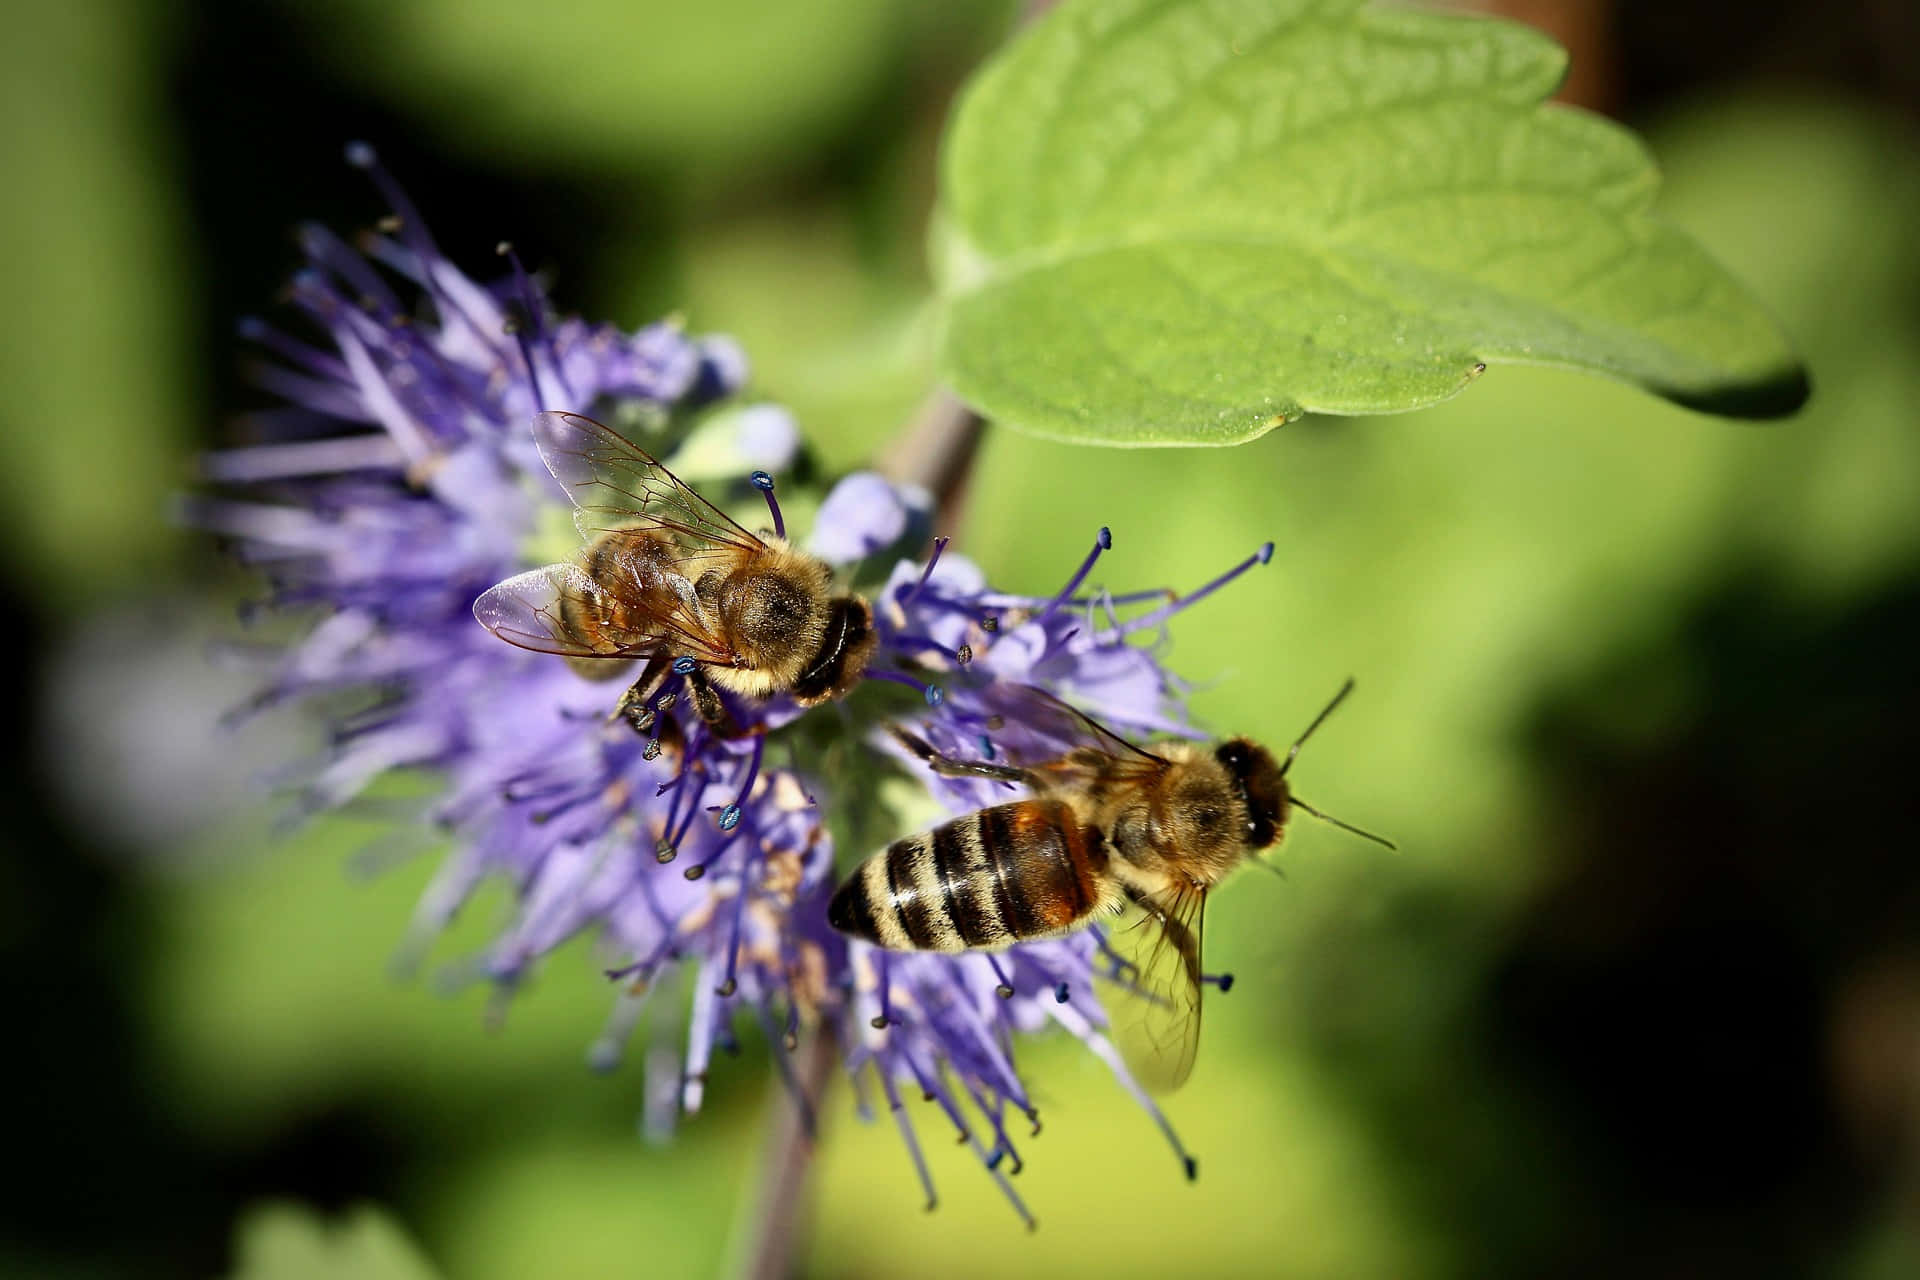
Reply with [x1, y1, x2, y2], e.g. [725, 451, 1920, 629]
[531, 410, 767, 566]
[472, 562, 737, 664]
[1095, 883, 1207, 1093]
[982, 682, 1172, 781]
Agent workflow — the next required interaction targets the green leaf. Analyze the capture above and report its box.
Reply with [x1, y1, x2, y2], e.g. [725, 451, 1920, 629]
[312, 0, 1003, 175]
[933, 0, 1809, 446]
[228, 1203, 442, 1280]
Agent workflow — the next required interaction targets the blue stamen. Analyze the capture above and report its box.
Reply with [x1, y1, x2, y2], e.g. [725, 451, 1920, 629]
[886, 633, 969, 665]
[672, 656, 697, 674]
[494, 242, 557, 410]
[901, 536, 951, 605]
[1035, 526, 1113, 623]
[1114, 540, 1275, 639]
[875, 1068, 938, 1212]
[682, 825, 744, 881]
[655, 726, 709, 853]
[236, 314, 353, 380]
[874, 953, 895, 1029]
[903, 1053, 971, 1145]
[951, 1074, 1027, 1180]
[717, 864, 751, 997]
[344, 143, 510, 368]
[987, 954, 1015, 1000]
[722, 736, 764, 835]
[750, 471, 785, 539]
[866, 669, 936, 701]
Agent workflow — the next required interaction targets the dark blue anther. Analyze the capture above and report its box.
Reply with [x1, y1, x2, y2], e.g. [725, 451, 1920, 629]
[750, 470, 775, 491]
[1097, 526, 1112, 549]
[1184, 1156, 1199, 1181]
[1053, 982, 1069, 1003]
[672, 656, 697, 674]
[718, 804, 742, 832]
[978, 735, 995, 759]
[1218, 973, 1235, 993]
[924, 684, 945, 708]
[1257, 541, 1275, 565]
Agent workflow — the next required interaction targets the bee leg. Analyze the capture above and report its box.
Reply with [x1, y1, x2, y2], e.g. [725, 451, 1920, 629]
[611, 655, 672, 735]
[888, 725, 1033, 786]
[686, 668, 753, 739]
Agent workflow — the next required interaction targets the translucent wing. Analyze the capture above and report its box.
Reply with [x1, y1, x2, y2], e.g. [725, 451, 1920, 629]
[472, 562, 736, 664]
[1095, 883, 1207, 1093]
[531, 410, 766, 566]
[981, 682, 1171, 783]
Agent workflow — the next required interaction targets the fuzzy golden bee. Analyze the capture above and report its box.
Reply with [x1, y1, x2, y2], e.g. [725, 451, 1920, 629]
[828, 682, 1389, 1090]
[474, 410, 876, 736]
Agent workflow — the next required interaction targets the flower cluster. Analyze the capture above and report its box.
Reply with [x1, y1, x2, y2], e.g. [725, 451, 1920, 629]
[193, 148, 1270, 1223]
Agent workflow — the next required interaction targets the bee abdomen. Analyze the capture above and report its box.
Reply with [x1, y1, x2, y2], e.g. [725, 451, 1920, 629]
[828, 801, 1107, 954]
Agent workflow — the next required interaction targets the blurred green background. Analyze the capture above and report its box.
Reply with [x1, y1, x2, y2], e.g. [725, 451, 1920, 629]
[4, 1, 1917, 1276]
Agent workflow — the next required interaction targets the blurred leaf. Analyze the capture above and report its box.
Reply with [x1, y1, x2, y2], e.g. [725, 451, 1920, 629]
[428, 1129, 756, 1280]
[808, 1036, 1418, 1276]
[1649, 95, 1920, 600]
[229, 1202, 440, 1280]
[933, 0, 1807, 446]
[152, 809, 621, 1131]
[313, 0, 998, 175]
[671, 206, 936, 469]
[0, 0, 190, 592]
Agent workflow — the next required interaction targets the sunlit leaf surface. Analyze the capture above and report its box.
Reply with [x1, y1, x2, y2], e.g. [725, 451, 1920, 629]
[935, 0, 1809, 444]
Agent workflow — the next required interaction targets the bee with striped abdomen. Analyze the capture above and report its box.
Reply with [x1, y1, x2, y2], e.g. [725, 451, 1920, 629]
[474, 411, 876, 736]
[827, 682, 1390, 1090]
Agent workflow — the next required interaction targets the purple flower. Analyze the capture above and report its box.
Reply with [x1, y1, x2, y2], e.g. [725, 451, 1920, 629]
[185, 145, 833, 1142]
[191, 149, 1273, 1224]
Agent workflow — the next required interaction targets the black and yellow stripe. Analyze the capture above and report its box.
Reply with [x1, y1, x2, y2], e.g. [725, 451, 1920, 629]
[828, 801, 1111, 954]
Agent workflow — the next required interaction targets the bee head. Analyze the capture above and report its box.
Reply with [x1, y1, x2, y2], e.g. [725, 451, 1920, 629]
[1214, 738, 1287, 850]
[790, 595, 877, 705]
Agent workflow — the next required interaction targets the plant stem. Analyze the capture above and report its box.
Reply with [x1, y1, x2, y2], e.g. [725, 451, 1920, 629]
[731, 390, 987, 1278]
[878, 389, 986, 534]
[729, 1026, 839, 1280]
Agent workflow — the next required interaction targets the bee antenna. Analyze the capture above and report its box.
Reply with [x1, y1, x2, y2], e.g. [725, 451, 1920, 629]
[1281, 677, 1355, 777]
[1249, 855, 1288, 881]
[1289, 794, 1397, 851]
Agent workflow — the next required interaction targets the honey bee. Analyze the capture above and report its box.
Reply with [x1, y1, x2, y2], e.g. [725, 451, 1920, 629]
[828, 681, 1390, 1090]
[474, 410, 877, 736]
